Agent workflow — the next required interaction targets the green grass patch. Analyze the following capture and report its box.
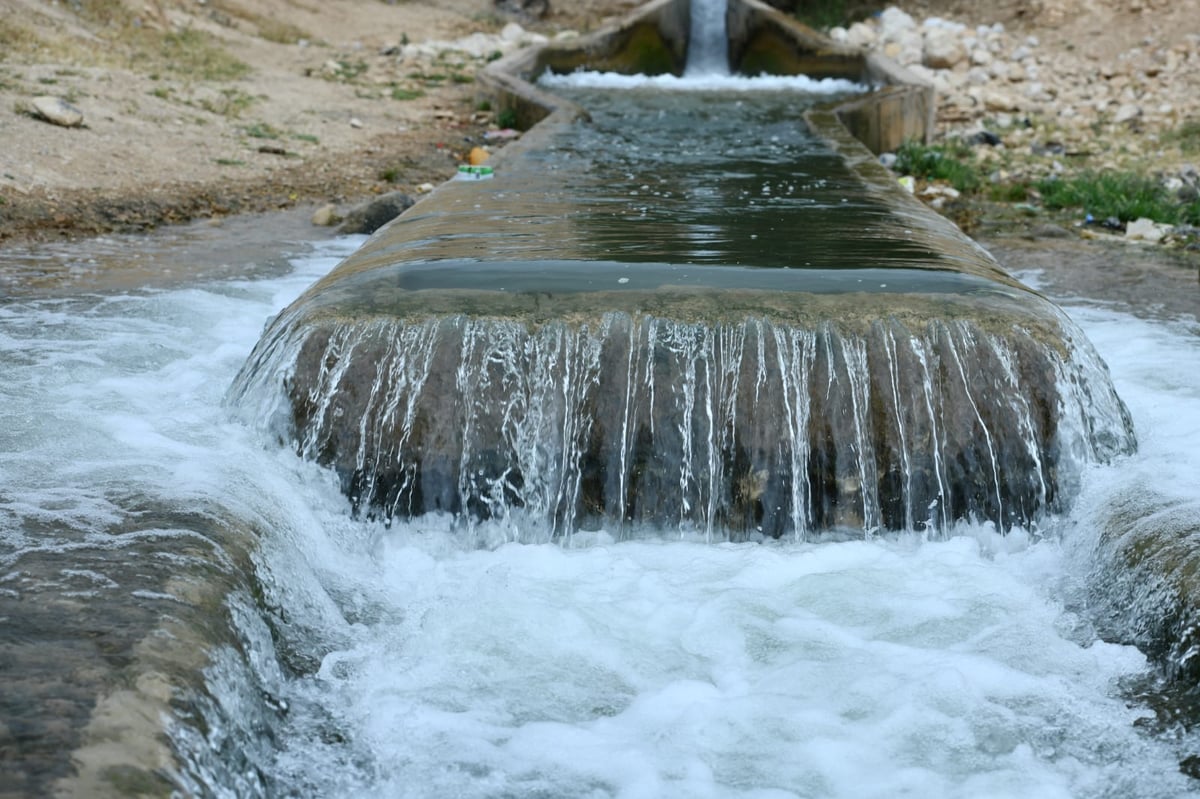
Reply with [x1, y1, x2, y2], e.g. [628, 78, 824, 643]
[987, 182, 1032, 203]
[792, 0, 849, 29]
[214, 158, 246, 166]
[409, 71, 447, 84]
[1165, 118, 1200, 155]
[291, 132, 319, 144]
[1036, 171, 1200, 225]
[893, 140, 982, 194]
[390, 86, 424, 101]
[325, 59, 368, 82]
[497, 107, 518, 129]
[790, 0, 878, 30]
[195, 87, 256, 117]
[242, 122, 282, 139]
[158, 29, 251, 81]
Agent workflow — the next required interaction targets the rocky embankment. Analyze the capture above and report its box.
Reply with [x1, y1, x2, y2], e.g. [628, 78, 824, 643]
[830, 7, 1200, 246]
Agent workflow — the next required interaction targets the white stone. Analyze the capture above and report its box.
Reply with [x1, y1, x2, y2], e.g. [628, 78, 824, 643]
[1114, 103, 1141, 124]
[500, 23, 525, 42]
[846, 21, 877, 48]
[967, 66, 991, 85]
[1012, 45, 1033, 61]
[829, 26, 849, 42]
[923, 28, 966, 69]
[879, 7, 917, 43]
[1125, 217, 1170, 242]
[970, 47, 992, 66]
[984, 90, 1019, 112]
[29, 96, 84, 127]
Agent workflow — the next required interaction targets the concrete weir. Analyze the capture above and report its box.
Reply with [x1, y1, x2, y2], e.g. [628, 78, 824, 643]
[231, 0, 1135, 540]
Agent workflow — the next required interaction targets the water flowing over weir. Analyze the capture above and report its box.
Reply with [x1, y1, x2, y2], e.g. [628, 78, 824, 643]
[685, 0, 728, 75]
[230, 83, 1134, 540]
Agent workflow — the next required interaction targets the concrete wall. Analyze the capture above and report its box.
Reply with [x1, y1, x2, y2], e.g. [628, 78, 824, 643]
[478, 0, 934, 156]
[725, 0, 935, 153]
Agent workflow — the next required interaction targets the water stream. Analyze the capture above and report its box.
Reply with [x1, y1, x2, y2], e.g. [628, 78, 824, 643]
[2, 226, 1198, 796]
[3, 6, 1199, 793]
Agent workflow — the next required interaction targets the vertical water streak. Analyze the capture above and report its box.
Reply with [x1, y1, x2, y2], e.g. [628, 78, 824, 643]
[231, 310, 1135, 540]
[772, 325, 816, 538]
[685, 0, 729, 76]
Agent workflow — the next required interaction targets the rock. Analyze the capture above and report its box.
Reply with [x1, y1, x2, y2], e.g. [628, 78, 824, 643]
[1125, 217, 1170, 243]
[349, 117, 364, 129]
[1113, 103, 1141, 124]
[966, 66, 991, 85]
[337, 191, 415, 235]
[311, 204, 341, 227]
[879, 7, 917, 40]
[923, 28, 966, 69]
[970, 47, 992, 66]
[28, 96, 84, 128]
[965, 129, 1002, 146]
[983, 90, 1020, 112]
[921, 183, 961, 199]
[845, 21, 877, 48]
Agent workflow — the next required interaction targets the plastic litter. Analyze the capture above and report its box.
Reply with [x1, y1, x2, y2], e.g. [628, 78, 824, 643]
[455, 165, 494, 181]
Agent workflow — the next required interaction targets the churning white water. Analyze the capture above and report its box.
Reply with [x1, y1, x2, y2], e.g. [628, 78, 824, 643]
[2, 235, 1198, 797]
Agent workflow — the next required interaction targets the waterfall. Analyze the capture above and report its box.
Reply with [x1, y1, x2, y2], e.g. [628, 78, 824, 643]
[230, 309, 1134, 542]
[686, 0, 729, 76]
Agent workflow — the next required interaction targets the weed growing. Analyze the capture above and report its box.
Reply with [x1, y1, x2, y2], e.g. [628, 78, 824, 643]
[242, 122, 282, 139]
[1036, 171, 1200, 225]
[893, 140, 982, 194]
[1165, 118, 1200, 155]
[390, 86, 424, 101]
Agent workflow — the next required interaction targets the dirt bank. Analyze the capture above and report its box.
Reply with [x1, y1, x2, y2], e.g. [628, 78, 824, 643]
[1, 0, 1198, 246]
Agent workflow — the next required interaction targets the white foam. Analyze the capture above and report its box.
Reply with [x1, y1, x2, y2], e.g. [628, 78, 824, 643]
[4, 228, 1198, 797]
[540, 69, 866, 95]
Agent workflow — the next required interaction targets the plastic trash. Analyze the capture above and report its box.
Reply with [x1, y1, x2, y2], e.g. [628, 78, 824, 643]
[455, 165, 494, 181]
